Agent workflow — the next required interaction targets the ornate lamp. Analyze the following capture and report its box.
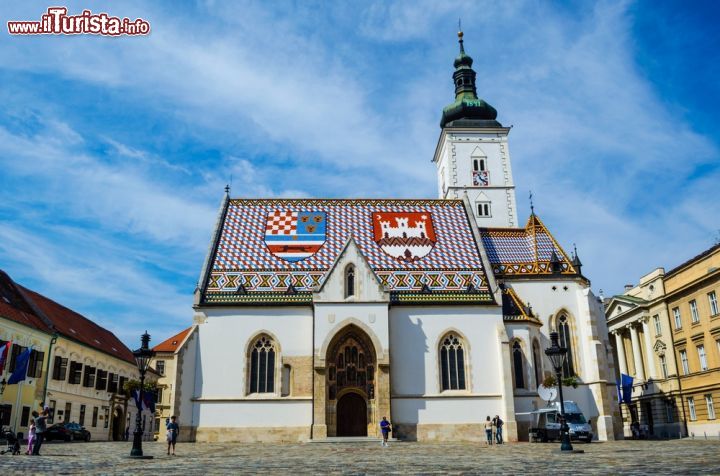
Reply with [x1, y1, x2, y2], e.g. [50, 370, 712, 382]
[545, 331, 574, 452]
[129, 331, 155, 458]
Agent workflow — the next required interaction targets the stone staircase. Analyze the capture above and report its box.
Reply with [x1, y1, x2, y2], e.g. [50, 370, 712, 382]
[309, 436, 399, 444]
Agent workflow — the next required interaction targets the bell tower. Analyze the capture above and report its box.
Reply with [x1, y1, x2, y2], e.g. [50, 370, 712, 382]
[432, 30, 518, 228]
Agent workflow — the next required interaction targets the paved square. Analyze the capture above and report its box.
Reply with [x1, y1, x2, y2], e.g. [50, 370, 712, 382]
[1, 439, 719, 474]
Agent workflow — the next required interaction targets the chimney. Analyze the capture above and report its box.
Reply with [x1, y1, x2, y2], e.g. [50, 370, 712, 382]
[624, 284, 633, 292]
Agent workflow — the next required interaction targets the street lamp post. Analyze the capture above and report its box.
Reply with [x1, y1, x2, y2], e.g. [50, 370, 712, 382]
[545, 331, 574, 452]
[130, 331, 155, 458]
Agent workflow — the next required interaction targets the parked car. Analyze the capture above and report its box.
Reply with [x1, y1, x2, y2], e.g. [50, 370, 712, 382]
[44, 422, 91, 442]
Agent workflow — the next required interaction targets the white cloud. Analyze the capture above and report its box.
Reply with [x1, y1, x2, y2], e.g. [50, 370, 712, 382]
[0, 0, 718, 329]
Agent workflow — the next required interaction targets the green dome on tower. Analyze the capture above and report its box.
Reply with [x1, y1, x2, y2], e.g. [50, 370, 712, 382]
[440, 31, 501, 128]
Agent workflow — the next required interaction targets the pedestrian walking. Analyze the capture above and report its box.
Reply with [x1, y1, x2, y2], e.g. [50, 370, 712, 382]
[166, 416, 179, 455]
[493, 415, 504, 444]
[26, 418, 36, 455]
[380, 416, 391, 447]
[484, 416, 493, 446]
[124, 426, 130, 441]
[32, 407, 48, 455]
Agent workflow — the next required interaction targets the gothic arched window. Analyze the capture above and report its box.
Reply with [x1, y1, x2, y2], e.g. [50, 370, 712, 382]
[345, 265, 355, 298]
[249, 335, 276, 394]
[513, 341, 525, 389]
[532, 339, 542, 389]
[440, 333, 466, 391]
[557, 315, 575, 377]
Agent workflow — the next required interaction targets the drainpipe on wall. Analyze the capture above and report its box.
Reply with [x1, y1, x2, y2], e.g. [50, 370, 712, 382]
[41, 333, 58, 406]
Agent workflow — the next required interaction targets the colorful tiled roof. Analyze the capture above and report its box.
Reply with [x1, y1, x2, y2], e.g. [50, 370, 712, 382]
[501, 286, 542, 325]
[479, 214, 577, 277]
[153, 327, 192, 353]
[202, 199, 493, 304]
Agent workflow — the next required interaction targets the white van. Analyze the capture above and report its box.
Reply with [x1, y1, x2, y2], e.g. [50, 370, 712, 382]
[529, 400, 593, 443]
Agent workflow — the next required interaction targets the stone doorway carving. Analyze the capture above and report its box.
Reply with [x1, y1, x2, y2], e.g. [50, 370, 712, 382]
[325, 325, 376, 437]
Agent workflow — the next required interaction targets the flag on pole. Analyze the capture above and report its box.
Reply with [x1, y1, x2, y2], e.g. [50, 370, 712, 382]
[616, 373, 633, 404]
[8, 347, 32, 384]
[132, 389, 156, 413]
[132, 389, 142, 410]
[0, 341, 11, 374]
[142, 392, 156, 414]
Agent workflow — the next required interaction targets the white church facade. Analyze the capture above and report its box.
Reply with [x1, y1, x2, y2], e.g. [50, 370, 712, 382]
[174, 32, 620, 443]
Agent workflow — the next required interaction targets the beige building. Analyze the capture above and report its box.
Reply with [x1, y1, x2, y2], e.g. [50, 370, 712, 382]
[0, 270, 156, 441]
[606, 268, 684, 438]
[607, 243, 720, 438]
[664, 244, 720, 437]
[150, 326, 192, 436]
[0, 273, 53, 437]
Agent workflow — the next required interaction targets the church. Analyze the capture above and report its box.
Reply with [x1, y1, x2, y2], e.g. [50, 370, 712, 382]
[174, 32, 619, 443]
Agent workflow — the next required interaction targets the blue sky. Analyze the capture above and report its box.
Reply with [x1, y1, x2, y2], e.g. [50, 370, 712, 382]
[1, 1, 718, 348]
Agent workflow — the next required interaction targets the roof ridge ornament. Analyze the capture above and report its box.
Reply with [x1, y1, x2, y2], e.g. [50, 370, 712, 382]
[529, 190, 535, 216]
[458, 19, 465, 54]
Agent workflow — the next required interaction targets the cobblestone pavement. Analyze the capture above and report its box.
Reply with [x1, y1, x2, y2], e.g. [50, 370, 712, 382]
[1, 439, 719, 475]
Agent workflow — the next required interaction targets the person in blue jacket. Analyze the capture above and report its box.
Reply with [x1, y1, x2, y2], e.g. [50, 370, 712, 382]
[166, 416, 180, 455]
[380, 416, 391, 447]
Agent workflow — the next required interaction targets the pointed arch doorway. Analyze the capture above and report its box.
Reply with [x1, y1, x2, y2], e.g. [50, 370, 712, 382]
[326, 325, 376, 437]
[336, 392, 367, 436]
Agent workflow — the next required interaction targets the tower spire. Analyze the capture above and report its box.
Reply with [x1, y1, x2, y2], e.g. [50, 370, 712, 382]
[440, 29, 501, 128]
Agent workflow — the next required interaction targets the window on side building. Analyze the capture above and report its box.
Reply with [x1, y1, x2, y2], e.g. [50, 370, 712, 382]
[679, 350, 689, 375]
[697, 345, 708, 371]
[688, 397, 697, 420]
[653, 315, 661, 336]
[673, 308, 682, 330]
[659, 354, 668, 379]
[708, 291, 719, 316]
[690, 300, 700, 324]
[706, 394, 716, 420]
[27, 350, 45, 379]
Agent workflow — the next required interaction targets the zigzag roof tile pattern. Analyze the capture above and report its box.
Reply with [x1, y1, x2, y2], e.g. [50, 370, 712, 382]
[479, 214, 577, 277]
[202, 199, 493, 304]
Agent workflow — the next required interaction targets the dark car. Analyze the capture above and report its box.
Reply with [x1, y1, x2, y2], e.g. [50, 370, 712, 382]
[44, 422, 91, 442]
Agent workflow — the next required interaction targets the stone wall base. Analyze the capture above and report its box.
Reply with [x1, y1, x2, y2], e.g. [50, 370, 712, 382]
[178, 426, 197, 443]
[194, 426, 309, 443]
[392, 423, 502, 442]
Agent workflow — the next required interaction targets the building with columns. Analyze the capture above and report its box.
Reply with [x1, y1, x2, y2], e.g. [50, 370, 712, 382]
[606, 269, 684, 438]
[606, 243, 720, 438]
[175, 32, 619, 443]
